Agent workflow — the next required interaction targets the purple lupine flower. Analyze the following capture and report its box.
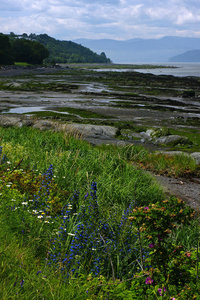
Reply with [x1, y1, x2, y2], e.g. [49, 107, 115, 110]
[149, 243, 155, 248]
[13, 277, 18, 287]
[20, 279, 24, 287]
[36, 270, 42, 275]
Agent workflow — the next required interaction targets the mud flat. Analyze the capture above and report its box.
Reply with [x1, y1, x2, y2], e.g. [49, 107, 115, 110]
[0, 64, 199, 148]
[0, 64, 199, 144]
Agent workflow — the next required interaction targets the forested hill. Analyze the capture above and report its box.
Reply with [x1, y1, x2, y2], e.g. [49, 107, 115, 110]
[32, 33, 111, 63]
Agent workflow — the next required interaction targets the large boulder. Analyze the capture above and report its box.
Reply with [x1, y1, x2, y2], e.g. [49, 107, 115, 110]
[155, 135, 192, 146]
[65, 123, 117, 139]
[0, 115, 22, 127]
[33, 120, 56, 130]
[140, 128, 192, 146]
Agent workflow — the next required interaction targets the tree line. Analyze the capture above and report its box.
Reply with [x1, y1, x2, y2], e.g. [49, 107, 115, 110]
[0, 32, 112, 65]
[34, 33, 111, 63]
[0, 33, 49, 65]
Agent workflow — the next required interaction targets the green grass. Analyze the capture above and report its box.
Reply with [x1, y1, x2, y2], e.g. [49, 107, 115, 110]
[0, 126, 162, 298]
[14, 62, 32, 66]
[138, 152, 199, 177]
[0, 126, 163, 209]
[0, 126, 200, 299]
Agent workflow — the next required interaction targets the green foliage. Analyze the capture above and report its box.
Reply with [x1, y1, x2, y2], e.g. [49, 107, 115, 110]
[150, 127, 170, 138]
[135, 151, 199, 177]
[128, 199, 199, 298]
[6, 32, 111, 64]
[33, 33, 111, 63]
[11, 38, 49, 64]
[0, 33, 14, 65]
[0, 126, 200, 299]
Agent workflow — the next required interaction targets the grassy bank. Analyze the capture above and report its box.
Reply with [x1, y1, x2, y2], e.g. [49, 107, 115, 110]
[0, 126, 200, 299]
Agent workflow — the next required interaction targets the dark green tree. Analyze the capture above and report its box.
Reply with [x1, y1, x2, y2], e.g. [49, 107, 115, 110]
[0, 33, 14, 65]
[12, 38, 49, 64]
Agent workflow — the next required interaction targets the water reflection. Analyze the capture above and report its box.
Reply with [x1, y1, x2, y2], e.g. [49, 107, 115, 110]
[2, 106, 69, 115]
[2, 107, 47, 114]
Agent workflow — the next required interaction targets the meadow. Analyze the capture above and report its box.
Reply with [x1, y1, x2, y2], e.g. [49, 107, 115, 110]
[0, 125, 200, 299]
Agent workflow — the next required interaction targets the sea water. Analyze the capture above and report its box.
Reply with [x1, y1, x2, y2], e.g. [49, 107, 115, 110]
[94, 63, 200, 77]
[132, 63, 200, 77]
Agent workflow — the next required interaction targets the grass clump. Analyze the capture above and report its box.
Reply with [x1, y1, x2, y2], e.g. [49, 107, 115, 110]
[133, 151, 199, 177]
[0, 126, 200, 299]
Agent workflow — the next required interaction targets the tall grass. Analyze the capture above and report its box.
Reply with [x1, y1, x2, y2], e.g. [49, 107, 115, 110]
[0, 126, 163, 210]
[0, 126, 199, 299]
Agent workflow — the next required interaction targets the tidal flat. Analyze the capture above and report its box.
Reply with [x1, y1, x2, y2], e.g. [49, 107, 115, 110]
[0, 63, 200, 151]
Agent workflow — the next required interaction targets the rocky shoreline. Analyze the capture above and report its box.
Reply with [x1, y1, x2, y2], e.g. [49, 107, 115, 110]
[0, 65, 200, 210]
[1, 114, 200, 211]
[1, 114, 200, 165]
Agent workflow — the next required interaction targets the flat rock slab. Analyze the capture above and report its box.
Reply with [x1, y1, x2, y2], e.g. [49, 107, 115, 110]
[65, 123, 117, 139]
[33, 120, 57, 130]
[155, 135, 191, 146]
[0, 115, 118, 141]
[0, 116, 23, 127]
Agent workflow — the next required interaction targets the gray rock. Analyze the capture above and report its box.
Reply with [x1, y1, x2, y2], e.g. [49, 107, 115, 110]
[155, 135, 192, 146]
[155, 151, 189, 157]
[65, 123, 117, 139]
[4, 82, 22, 88]
[33, 120, 56, 130]
[140, 130, 153, 142]
[190, 152, 200, 165]
[145, 129, 154, 137]
[120, 129, 141, 139]
[22, 119, 34, 127]
[0, 116, 22, 127]
[140, 128, 170, 143]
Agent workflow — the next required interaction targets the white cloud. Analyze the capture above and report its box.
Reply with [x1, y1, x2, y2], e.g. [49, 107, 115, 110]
[0, 0, 200, 40]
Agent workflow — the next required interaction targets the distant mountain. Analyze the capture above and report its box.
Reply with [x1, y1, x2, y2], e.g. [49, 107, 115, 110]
[73, 36, 200, 63]
[169, 50, 200, 62]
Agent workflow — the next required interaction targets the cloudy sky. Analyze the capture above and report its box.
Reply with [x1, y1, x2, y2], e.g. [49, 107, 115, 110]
[1, 0, 200, 41]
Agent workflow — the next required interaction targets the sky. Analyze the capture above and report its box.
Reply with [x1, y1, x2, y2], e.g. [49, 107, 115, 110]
[1, 0, 200, 41]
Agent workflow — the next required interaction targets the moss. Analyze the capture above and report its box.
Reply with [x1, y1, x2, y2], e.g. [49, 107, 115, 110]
[150, 128, 170, 138]
[27, 111, 76, 121]
[0, 81, 79, 92]
[54, 107, 114, 119]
